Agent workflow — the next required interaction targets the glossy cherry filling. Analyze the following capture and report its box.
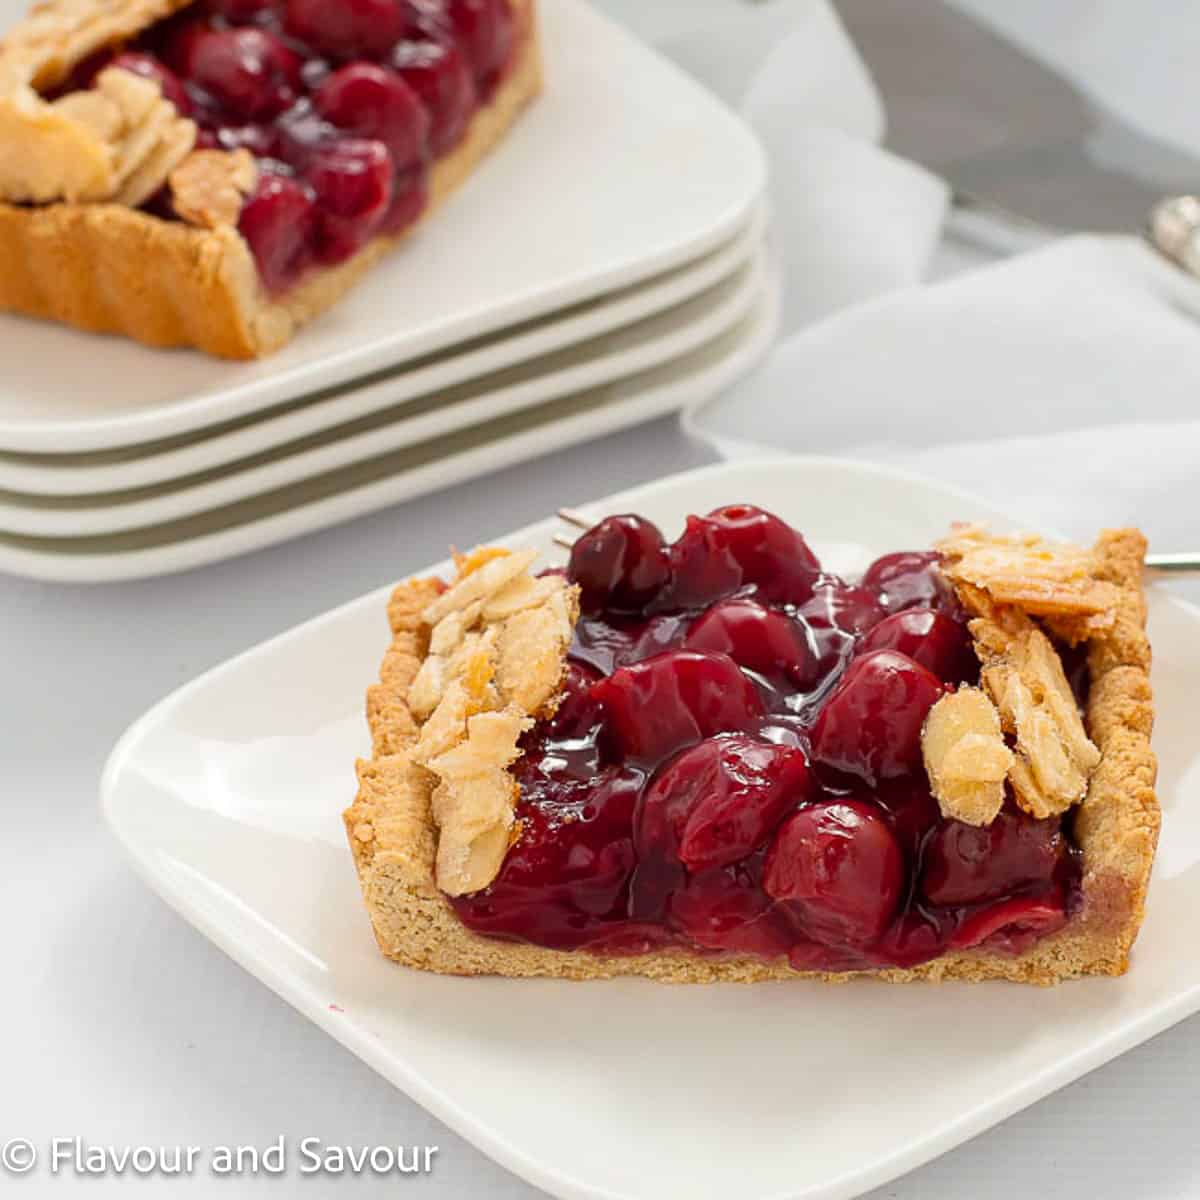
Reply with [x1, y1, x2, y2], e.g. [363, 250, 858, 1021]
[52, 0, 517, 292]
[449, 506, 1084, 969]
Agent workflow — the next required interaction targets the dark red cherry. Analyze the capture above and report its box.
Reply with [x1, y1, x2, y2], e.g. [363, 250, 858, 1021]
[950, 893, 1068, 955]
[285, 0, 407, 59]
[764, 800, 905, 946]
[314, 62, 430, 168]
[871, 911, 953, 968]
[922, 808, 1065, 907]
[306, 138, 394, 262]
[390, 38, 477, 154]
[445, 0, 514, 90]
[809, 650, 944, 785]
[568, 515, 671, 616]
[664, 505, 821, 610]
[798, 578, 885, 637]
[182, 28, 301, 121]
[683, 598, 817, 690]
[110, 51, 191, 114]
[679, 740, 810, 871]
[633, 736, 811, 873]
[238, 172, 317, 292]
[592, 650, 764, 766]
[858, 608, 977, 684]
[862, 551, 958, 616]
[670, 867, 794, 959]
[868, 777, 942, 862]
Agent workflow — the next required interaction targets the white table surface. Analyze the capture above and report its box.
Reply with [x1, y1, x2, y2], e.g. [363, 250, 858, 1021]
[3, 4, 1200, 1199]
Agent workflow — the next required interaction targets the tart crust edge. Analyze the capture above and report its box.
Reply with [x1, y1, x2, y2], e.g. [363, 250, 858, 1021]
[0, 0, 540, 359]
[343, 529, 1158, 986]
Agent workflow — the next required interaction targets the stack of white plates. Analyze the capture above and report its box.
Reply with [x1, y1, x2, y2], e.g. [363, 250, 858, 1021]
[0, 0, 776, 582]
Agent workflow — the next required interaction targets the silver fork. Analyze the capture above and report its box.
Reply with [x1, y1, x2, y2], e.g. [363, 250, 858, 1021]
[554, 508, 1200, 575]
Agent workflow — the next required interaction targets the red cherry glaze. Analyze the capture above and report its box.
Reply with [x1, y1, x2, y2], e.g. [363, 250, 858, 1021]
[862, 551, 959, 616]
[305, 138, 394, 262]
[237, 172, 317, 292]
[568, 514, 671, 616]
[538, 662, 604, 741]
[570, 611, 690, 677]
[285, 0, 407, 59]
[950, 893, 1068, 955]
[810, 650, 944, 785]
[390, 38, 477, 154]
[922, 807, 1065, 907]
[663, 504, 821, 610]
[183, 28, 301, 121]
[314, 63, 429, 167]
[593, 650, 764, 766]
[684, 598, 817, 690]
[110, 51, 192, 114]
[798, 577, 885, 637]
[764, 800, 905, 947]
[434, 504, 1083, 969]
[858, 608, 977, 684]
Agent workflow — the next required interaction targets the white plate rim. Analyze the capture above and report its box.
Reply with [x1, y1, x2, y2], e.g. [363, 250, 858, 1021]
[0, 252, 767, 535]
[0, 277, 779, 582]
[97, 453, 1200, 1200]
[0, 208, 766, 497]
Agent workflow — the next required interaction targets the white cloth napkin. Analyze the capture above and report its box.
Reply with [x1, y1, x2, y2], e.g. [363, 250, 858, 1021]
[596, 0, 1200, 593]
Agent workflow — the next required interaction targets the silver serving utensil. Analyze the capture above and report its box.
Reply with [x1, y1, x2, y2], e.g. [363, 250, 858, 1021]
[828, 0, 1200, 276]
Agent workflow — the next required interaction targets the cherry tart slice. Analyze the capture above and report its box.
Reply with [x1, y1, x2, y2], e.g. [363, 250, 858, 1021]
[345, 508, 1158, 985]
[0, 0, 538, 357]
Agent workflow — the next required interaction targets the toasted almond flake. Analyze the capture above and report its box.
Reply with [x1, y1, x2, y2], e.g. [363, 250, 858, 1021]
[482, 573, 561, 620]
[937, 523, 1119, 626]
[422, 548, 538, 625]
[169, 146, 257, 228]
[398, 548, 580, 895]
[974, 620, 1101, 819]
[922, 688, 1014, 826]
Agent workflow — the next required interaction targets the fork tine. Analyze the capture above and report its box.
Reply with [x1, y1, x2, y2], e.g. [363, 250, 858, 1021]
[557, 507, 594, 530]
[552, 533, 577, 551]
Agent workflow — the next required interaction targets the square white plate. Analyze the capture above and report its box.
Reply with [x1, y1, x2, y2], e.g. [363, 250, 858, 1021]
[0, 283, 778, 582]
[0, 209, 764, 497]
[0, 0, 765, 454]
[0, 250, 767, 535]
[101, 458, 1200, 1200]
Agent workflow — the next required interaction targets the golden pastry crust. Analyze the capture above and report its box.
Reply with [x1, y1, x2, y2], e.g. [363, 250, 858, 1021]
[345, 528, 1158, 986]
[0, 0, 540, 357]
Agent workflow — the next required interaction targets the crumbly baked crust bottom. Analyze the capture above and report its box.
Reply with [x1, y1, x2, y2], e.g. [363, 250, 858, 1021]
[344, 530, 1158, 986]
[0, 0, 540, 359]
